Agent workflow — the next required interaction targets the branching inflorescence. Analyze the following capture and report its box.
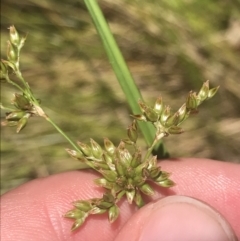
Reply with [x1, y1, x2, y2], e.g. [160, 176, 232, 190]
[1, 26, 219, 231]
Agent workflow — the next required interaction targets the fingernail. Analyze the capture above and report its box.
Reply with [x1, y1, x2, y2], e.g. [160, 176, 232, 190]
[139, 196, 237, 241]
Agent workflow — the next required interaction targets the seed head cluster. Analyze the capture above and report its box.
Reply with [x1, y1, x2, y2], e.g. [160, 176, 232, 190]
[0, 26, 219, 232]
[65, 80, 219, 231]
[65, 123, 174, 230]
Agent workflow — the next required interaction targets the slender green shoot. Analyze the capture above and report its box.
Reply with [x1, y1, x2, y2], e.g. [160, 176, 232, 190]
[84, 0, 168, 158]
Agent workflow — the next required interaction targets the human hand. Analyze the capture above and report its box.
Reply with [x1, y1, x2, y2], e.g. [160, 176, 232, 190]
[1, 158, 239, 241]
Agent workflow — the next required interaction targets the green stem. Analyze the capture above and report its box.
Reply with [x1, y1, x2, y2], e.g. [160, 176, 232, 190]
[45, 116, 81, 152]
[45, 116, 90, 169]
[5, 75, 25, 93]
[16, 70, 27, 88]
[0, 103, 16, 112]
[84, 0, 168, 158]
[12, 68, 85, 160]
[15, 70, 40, 105]
[143, 132, 165, 162]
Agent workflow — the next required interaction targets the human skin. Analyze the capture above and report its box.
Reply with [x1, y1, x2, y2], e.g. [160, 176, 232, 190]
[1, 158, 240, 241]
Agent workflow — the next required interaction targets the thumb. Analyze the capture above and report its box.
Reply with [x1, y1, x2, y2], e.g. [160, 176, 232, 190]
[114, 195, 238, 241]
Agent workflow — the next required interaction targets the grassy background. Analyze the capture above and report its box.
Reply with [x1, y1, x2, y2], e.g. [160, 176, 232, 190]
[1, 0, 240, 195]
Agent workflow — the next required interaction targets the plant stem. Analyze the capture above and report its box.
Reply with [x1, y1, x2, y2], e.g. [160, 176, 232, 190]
[5, 75, 25, 93]
[84, 0, 168, 158]
[11, 68, 89, 166]
[45, 116, 81, 152]
[15, 70, 40, 105]
[143, 132, 165, 162]
[45, 116, 90, 169]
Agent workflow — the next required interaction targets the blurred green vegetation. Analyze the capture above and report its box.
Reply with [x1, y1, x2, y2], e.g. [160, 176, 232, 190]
[1, 0, 240, 195]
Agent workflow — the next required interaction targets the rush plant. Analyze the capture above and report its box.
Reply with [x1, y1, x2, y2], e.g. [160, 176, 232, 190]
[0, 1, 219, 233]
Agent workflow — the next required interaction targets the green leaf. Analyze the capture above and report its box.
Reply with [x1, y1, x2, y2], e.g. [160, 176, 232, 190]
[84, 0, 168, 158]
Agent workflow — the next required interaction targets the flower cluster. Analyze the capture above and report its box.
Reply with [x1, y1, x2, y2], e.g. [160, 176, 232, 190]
[1, 26, 220, 232]
[66, 121, 174, 230]
[132, 80, 219, 138]
[65, 81, 219, 231]
[2, 94, 34, 133]
[65, 192, 120, 230]
[1, 25, 26, 74]
[1, 26, 44, 132]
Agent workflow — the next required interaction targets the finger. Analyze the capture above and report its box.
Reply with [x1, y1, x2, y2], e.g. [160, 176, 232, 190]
[1, 170, 135, 241]
[1, 158, 240, 241]
[157, 158, 240, 237]
[114, 195, 238, 241]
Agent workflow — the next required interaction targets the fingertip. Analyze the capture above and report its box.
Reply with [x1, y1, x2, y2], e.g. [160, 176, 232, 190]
[114, 196, 238, 241]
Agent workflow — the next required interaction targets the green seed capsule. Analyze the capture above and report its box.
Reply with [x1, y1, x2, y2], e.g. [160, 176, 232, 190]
[73, 200, 92, 212]
[102, 192, 115, 203]
[130, 150, 142, 168]
[94, 178, 112, 189]
[130, 114, 147, 122]
[9, 25, 21, 46]
[149, 167, 161, 179]
[132, 175, 146, 186]
[186, 91, 198, 110]
[160, 105, 171, 125]
[144, 106, 159, 122]
[119, 148, 132, 166]
[65, 148, 84, 160]
[99, 169, 117, 182]
[153, 97, 164, 115]
[154, 171, 171, 182]
[115, 158, 125, 176]
[116, 143, 132, 168]
[208, 86, 220, 99]
[7, 41, 18, 63]
[197, 80, 209, 101]
[156, 178, 175, 187]
[77, 141, 92, 156]
[71, 218, 85, 231]
[165, 112, 180, 128]
[147, 155, 157, 169]
[70, 212, 88, 231]
[97, 201, 113, 209]
[16, 113, 30, 133]
[116, 190, 126, 200]
[134, 190, 145, 207]
[108, 205, 119, 223]
[126, 189, 136, 204]
[138, 100, 159, 122]
[1, 60, 17, 72]
[102, 153, 115, 171]
[13, 93, 31, 110]
[6, 111, 25, 121]
[127, 120, 138, 143]
[177, 104, 189, 124]
[90, 206, 107, 215]
[104, 138, 116, 156]
[93, 161, 110, 170]
[138, 100, 148, 113]
[139, 183, 154, 196]
[64, 209, 85, 219]
[90, 138, 103, 159]
[168, 126, 184, 135]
